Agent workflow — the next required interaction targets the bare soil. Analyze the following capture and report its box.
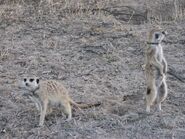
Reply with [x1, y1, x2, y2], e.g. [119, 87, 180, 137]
[0, 2, 185, 139]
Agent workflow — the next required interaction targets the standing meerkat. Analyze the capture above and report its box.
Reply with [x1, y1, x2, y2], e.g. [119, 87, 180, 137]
[18, 77, 101, 126]
[145, 28, 168, 113]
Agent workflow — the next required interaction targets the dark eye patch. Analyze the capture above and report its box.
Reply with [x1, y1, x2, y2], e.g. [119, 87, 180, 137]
[36, 79, 39, 84]
[24, 78, 27, 82]
[155, 33, 159, 39]
[29, 79, 34, 82]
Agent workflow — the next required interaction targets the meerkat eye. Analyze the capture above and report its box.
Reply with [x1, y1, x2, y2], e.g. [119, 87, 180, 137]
[24, 78, 27, 82]
[155, 33, 159, 39]
[36, 79, 39, 84]
[29, 79, 34, 82]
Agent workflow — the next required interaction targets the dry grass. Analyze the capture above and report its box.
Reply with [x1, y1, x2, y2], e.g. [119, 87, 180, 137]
[0, 0, 184, 25]
[0, 0, 185, 139]
[0, 48, 9, 61]
[146, 0, 185, 22]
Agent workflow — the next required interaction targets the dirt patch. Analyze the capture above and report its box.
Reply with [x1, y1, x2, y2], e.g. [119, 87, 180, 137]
[0, 1, 185, 139]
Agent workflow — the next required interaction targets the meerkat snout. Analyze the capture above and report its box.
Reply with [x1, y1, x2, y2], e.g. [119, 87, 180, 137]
[18, 77, 40, 93]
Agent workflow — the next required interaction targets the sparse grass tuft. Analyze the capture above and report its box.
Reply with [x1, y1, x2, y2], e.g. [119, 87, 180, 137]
[0, 48, 9, 61]
[0, 0, 185, 139]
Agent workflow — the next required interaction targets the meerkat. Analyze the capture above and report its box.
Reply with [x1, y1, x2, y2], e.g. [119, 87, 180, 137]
[145, 29, 168, 113]
[18, 77, 101, 126]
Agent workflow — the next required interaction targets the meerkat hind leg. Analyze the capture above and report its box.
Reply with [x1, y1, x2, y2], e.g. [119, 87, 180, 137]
[146, 88, 152, 113]
[156, 95, 163, 112]
[157, 102, 162, 112]
[61, 101, 72, 121]
[152, 59, 164, 78]
[156, 80, 168, 112]
[146, 87, 157, 113]
[46, 107, 53, 115]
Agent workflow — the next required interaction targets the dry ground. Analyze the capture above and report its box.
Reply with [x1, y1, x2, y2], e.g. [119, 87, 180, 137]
[0, 1, 185, 139]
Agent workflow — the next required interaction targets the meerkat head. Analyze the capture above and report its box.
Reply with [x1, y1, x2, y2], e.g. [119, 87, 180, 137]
[18, 77, 40, 93]
[148, 29, 167, 44]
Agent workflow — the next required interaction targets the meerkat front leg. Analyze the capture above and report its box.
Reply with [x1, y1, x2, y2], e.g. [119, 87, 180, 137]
[152, 57, 164, 78]
[162, 58, 168, 74]
[39, 100, 48, 126]
[29, 96, 42, 111]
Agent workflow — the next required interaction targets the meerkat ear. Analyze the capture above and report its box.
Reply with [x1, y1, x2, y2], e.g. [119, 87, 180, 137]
[36, 79, 40, 84]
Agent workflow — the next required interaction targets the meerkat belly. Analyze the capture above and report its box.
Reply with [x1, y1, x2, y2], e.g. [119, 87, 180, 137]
[48, 99, 60, 107]
[157, 46, 163, 62]
[48, 94, 69, 105]
[156, 52, 162, 62]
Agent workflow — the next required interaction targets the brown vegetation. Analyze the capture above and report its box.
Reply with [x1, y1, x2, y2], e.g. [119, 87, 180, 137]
[0, 0, 185, 138]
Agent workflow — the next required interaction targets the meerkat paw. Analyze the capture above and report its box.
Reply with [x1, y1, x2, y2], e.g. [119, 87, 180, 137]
[65, 118, 72, 122]
[146, 106, 150, 113]
[39, 118, 45, 127]
[46, 108, 53, 115]
[39, 123, 44, 127]
[141, 64, 146, 70]
[65, 114, 72, 122]
[34, 123, 43, 128]
[157, 103, 162, 112]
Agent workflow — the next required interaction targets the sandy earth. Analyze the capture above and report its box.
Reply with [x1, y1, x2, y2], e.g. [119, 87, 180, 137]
[0, 3, 185, 139]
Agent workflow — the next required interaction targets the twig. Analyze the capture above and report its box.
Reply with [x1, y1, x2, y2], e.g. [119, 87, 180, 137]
[167, 66, 185, 83]
[128, 10, 135, 23]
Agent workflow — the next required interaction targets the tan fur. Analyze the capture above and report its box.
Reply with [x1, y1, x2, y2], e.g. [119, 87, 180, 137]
[19, 78, 100, 126]
[145, 29, 168, 112]
[146, 29, 167, 76]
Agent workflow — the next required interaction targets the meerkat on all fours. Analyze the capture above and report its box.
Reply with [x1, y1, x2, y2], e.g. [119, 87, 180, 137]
[18, 77, 101, 126]
[145, 28, 168, 113]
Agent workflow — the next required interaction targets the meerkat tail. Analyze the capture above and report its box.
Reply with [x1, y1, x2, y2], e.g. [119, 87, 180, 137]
[69, 98, 101, 109]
